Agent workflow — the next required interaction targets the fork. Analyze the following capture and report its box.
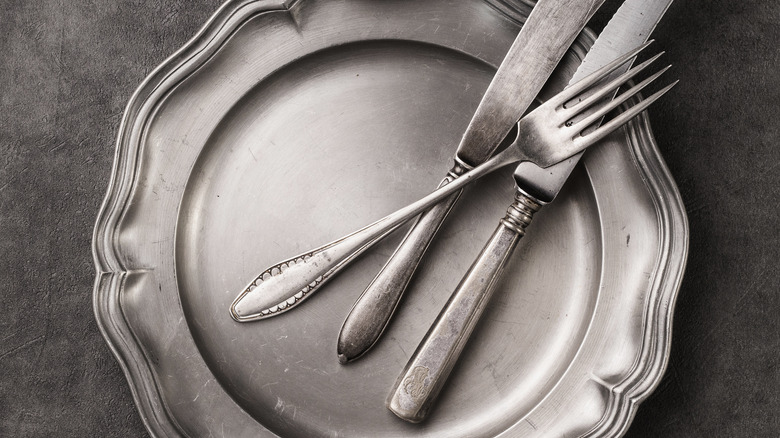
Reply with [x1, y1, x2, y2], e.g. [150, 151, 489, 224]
[229, 43, 676, 324]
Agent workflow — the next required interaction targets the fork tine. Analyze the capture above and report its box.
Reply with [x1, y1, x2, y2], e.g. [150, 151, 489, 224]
[561, 52, 665, 119]
[571, 64, 671, 131]
[573, 80, 679, 148]
[549, 40, 654, 107]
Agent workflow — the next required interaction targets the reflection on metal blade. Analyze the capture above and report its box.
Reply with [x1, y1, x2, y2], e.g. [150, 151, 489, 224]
[513, 0, 674, 203]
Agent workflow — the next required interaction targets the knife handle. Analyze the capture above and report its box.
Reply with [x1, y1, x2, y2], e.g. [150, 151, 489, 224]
[387, 190, 541, 423]
[337, 164, 469, 363]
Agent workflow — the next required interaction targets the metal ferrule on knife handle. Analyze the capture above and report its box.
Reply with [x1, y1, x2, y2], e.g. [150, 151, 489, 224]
[387, 191, 541, 423]
[337, 160, 471, 363]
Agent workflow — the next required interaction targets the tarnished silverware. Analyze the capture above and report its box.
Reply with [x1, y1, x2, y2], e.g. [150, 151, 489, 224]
[230, 44, 674, 323]
[387, 0, 676, 423]
[230, 0, 610, 326]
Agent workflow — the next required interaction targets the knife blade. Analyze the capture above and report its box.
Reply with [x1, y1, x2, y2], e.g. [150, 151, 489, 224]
[231, 0, 609, 322]
[387, 0, 675, 423]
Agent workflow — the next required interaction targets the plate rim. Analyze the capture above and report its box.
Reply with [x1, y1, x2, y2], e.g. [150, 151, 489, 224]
[580, 111, 689, 437]
[92, 1, 297, 435]
[92, 0, 689, 436]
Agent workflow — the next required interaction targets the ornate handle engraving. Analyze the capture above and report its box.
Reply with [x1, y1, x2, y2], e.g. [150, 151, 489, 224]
[402, 366, 431, 400]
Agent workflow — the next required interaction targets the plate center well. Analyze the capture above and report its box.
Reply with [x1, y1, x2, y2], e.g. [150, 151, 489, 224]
[176, 40, 601, 437]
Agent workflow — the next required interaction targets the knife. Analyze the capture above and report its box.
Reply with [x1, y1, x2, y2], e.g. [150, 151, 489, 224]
[387, 0, 675, 423]
[231, 0, 609, 323]
[336, 0, 612, 362]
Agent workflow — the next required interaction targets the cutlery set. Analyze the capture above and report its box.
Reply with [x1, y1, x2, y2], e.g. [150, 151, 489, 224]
[229, 0, 676, 423]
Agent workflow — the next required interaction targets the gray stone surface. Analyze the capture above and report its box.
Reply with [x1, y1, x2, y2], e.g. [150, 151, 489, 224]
[0, 0, 777, 436]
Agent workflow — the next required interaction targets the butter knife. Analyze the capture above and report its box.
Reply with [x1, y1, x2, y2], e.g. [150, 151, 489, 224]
[336, 0, 611, 363]
[231, 0, 608, 323]
[387, 0, 675, 422]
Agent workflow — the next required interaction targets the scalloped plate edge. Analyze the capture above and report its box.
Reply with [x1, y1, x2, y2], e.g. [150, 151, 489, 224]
[91, 1, 689, 436]
[92, 1, 298, 436]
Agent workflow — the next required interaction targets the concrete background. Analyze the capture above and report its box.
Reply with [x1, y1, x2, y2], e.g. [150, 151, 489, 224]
[1, 0, 777, 436]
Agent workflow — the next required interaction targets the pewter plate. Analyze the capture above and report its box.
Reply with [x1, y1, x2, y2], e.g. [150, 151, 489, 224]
[92, 0, 688, 436]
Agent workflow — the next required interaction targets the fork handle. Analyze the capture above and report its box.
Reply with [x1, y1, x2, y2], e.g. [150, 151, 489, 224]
[387, 191, 541, 423]
[337, 164, 468, 363]
[231, 149, 521, 321]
